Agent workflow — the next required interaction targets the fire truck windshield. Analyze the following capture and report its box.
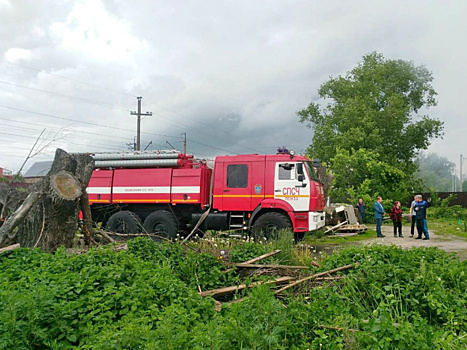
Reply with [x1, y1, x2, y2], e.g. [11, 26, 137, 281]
[305, 161, 318, 181]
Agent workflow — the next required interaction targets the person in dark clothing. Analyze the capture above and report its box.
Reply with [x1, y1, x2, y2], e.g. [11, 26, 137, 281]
[374, 196, 385, 237]
[389, 201, 403, 237]
[413, 195, 431, 240]
[356, 198, 366, 223]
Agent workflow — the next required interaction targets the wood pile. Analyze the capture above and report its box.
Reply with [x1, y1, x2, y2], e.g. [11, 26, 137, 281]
[198, 248, 358, 311]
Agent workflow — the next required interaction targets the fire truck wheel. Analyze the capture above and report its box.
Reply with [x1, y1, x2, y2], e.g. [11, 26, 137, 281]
[252, 212, 292, 239]
[143, 210, 178, 240]
[106, 211, 142, 234]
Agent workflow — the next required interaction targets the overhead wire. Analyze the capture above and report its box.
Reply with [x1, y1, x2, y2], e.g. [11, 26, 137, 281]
[0, 60, 266, 155]
[0, 59, 137, 98]
[0, 105, 179, 139]
[0, 116, 152, 146]
[0, 130, 127, 152]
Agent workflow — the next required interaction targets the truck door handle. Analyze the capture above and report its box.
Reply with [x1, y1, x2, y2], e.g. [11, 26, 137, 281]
[275, 190, 281, 192]
[223, 189, 230, 192]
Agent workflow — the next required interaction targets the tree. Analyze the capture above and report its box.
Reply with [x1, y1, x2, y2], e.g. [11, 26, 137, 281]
[415, 153, 455, 192]
[298, 52, 443, 201]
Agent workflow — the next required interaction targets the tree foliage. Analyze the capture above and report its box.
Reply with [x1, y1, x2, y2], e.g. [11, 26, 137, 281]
[298, 52, 443, 201]
[415, 153, 455, 192]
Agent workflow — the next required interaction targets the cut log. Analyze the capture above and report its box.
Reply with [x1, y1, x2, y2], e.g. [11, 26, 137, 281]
[0, 243, 20, 253]
[232, 263, 310, 270]
[274, 263, 358, 295]
[199, 276, 294, 297]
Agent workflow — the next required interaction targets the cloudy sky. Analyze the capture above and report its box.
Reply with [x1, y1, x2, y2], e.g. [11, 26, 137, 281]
[0, 0, 466, 175]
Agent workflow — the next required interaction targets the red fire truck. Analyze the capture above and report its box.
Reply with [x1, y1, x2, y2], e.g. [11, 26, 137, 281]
[87, 149, 325, 239]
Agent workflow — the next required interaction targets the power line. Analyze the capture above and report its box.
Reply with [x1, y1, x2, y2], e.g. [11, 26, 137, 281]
[0, 105, 242, 155]
[145, 101, 261, 154]
[1, 60, 261, 154]
[0, 59, 137, 98]
[0, 117, 152, 145]
[0, 80, 133, 111]
[0, 105, 179, 139]
[0, 131, 127, 151]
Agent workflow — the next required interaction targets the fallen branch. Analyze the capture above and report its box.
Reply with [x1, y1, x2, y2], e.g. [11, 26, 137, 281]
[274, 263, 358, 295]
[224, 249, 282, 273]
[98, 230, 116, 243]
[233, 263, 310, 270]
[311, 260, 321, 267]
[199, 276, 293, 297]
[244, 250, 282, 264]
[0, 243, 20, 253]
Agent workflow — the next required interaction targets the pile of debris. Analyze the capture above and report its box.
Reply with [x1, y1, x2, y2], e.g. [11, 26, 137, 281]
[196, 249, 358, 311]
[323, 204, 367, 236]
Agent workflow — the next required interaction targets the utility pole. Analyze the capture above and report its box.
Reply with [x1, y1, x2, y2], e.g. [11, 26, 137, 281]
[181, 133, 186, 154]
[460, 154, 467, 192]
[130, 97, 152, 151]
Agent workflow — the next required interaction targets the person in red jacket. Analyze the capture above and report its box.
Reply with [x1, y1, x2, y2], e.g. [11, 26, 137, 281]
[389, 201, 403, 238]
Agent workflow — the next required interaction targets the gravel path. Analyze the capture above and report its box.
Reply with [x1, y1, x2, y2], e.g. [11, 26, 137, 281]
[363, 223, 467, 259]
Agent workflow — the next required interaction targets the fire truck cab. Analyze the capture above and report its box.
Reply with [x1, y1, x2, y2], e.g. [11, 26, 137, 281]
[87, 150, 325, 239]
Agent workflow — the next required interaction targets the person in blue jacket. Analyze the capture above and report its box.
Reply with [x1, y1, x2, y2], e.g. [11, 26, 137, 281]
[413, 194, 431, 240]
[374, 196, 386, 237]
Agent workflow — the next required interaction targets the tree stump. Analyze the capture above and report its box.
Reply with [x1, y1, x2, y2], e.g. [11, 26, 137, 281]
[0, 149, 94, 252]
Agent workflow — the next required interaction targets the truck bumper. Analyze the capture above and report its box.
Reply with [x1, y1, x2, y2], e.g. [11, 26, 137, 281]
[309, 212, 326, 231]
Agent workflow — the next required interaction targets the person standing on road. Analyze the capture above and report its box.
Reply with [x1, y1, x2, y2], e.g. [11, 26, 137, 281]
[390, 201, 403, 238]
[413, 195, 431, 240]
[374, 196, 385, 237]
[409, 195, 417, 237]
[356, 198, 366, 223]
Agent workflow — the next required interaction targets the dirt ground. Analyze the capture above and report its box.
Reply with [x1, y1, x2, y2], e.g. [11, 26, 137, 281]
[364, 224, 467, 260]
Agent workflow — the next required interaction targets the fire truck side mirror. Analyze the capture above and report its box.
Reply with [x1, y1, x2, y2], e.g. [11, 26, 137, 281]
[297, 174, 304, 182]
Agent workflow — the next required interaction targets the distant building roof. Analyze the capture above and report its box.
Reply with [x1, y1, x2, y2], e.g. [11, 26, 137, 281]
[24, 161, 53, 178]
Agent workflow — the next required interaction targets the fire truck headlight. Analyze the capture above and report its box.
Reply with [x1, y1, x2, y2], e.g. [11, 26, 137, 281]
[313, 216, 318, 222]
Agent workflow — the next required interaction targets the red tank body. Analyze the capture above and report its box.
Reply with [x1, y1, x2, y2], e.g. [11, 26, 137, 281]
[87, 150, 326, 238]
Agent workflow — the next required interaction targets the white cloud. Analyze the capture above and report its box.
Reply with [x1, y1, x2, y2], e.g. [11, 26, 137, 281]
[3, 47, 31, 62]
[49, 0, 147, 62]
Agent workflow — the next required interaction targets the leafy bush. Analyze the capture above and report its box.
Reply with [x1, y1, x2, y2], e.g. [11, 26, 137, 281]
[0, 239, 465, 349]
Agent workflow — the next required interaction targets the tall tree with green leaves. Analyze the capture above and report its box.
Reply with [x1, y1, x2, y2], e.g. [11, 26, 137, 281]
[415, 153, 455, 192]
[298, 52, 443, 201]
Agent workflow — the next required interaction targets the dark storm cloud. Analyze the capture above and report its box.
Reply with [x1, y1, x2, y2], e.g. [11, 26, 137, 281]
[0, 0, 466, 173]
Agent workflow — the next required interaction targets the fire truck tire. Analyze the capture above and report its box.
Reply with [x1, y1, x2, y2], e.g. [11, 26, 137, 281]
[106, 211, 142, 234]
[252, 212, 292, 239]
[143, 210, 178, 240]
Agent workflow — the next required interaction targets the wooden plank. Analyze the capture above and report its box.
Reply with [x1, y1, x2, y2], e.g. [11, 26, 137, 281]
[324, 221, 348, 234]
[199, 276, 293, 297]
